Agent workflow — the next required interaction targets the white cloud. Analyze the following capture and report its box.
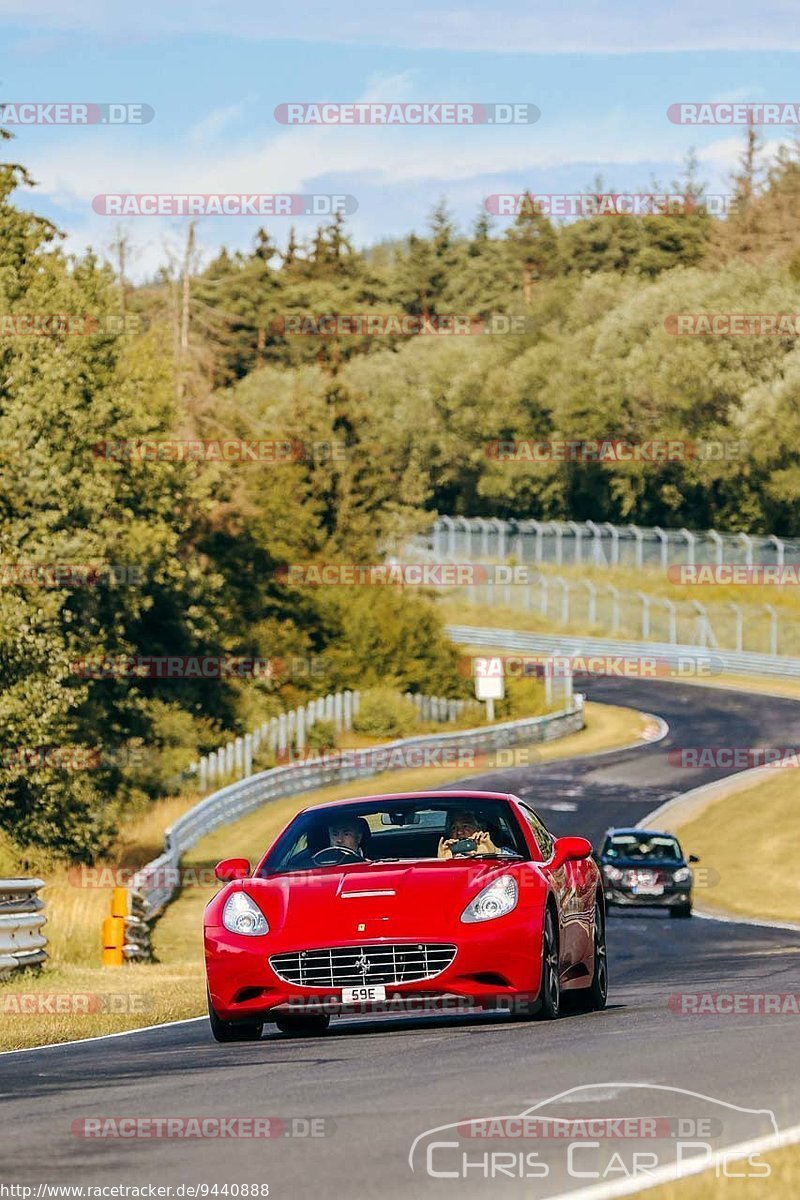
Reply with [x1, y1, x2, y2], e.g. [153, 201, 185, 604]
[2, 0, 800, 52]
[188, 103, 247, 147]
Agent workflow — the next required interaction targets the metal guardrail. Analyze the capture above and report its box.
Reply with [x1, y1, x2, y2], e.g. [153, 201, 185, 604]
[0, 879, 47, 977]
[445, 624, 800, 680]
[128, 698, 585, 932]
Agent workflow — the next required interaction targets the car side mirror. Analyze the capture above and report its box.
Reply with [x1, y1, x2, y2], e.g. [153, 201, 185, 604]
[550, 835, 593, 870]
[215, 857, 251, 882]
[689, 854, 700, 863]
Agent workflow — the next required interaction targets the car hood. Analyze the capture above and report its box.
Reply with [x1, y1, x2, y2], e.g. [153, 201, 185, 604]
[234, 860, 536, 940]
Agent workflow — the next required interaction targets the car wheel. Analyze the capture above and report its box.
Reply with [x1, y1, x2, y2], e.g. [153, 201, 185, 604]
[535, 908, 561, 1020]
[587, 899, 608, 1009]
[274, 1013, 331, 1037]
[207, 991, 263, 1043]
[670, 903, 693, 919]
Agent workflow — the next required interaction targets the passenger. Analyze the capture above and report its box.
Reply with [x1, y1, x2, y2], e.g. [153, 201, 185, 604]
[438, 809, 505, 859]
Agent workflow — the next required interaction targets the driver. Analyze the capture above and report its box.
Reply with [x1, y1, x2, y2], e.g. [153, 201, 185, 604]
[328, 817, 369, 859]
[438, 809, 503, 859]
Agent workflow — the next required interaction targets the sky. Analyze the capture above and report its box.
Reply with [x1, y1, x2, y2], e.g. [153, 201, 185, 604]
[1, 1, 798, 279]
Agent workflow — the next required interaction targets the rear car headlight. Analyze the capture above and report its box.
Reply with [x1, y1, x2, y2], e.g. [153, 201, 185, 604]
[604, 866, 623, 882]
[673, 867, 692, 884]
[461, 876, 519, 923]
[222, 892, 269, 936]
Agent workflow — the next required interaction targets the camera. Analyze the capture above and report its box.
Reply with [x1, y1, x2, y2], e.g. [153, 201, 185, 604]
[449, 837, 478, 855]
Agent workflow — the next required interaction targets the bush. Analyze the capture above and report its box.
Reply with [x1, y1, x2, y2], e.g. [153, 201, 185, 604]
[306, 720, 337, 751]
[353, 689, 419, 739]
[312, 588, 468, 696]
[495, 677, 548, 720]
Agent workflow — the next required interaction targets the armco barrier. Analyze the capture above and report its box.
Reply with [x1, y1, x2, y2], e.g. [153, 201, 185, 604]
[0, 879, 47, 976]
[445, 624, 800, 681]
[117, 697, 585, 959]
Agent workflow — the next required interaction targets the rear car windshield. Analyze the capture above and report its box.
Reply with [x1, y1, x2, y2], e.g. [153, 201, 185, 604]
[259, 796, 530, 873]
[602, 834, 682, 862]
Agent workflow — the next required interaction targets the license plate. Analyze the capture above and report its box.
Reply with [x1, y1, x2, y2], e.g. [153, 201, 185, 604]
[342, 985, 387, 1003]
[633, 884, 664, 896]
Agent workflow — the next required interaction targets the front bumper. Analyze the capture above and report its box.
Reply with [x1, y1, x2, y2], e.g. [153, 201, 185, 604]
[205, 916, 543, 1023]
[604, 883, 692, 909]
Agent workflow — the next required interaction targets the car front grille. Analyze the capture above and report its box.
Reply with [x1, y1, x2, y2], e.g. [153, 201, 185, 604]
[269, 943, 457, 988]
[612, 868, 667, 885]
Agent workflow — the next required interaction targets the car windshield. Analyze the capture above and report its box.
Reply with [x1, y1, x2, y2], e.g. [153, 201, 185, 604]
[603, 834, 682, 862]
[259, 796, 529, 874]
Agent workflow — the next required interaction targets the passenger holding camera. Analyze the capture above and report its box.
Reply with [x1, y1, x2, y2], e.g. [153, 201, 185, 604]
[438, 810, 504, 859]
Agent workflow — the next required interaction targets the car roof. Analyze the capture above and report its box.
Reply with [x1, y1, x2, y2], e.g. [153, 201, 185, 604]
[299, 790, 516, 816]
[604, 827, 680, 840]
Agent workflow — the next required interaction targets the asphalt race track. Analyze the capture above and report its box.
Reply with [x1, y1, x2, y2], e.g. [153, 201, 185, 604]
[3, 679, 800, 1199]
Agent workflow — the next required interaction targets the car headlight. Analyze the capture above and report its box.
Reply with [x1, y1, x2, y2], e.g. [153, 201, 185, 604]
[604, 866, 623, 882]
[461, 876, 518, 923]
[222, 891, 269, 936]
[673, 867, 692, 884]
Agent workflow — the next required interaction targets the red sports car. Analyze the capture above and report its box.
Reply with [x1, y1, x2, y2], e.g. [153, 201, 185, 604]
[204, 790, 607, 1041]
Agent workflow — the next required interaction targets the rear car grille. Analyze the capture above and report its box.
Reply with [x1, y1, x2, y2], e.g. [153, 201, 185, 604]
[269, 943, 457, 988]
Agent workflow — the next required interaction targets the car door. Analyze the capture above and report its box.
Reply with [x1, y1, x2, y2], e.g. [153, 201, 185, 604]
[518, 804, 582, 972]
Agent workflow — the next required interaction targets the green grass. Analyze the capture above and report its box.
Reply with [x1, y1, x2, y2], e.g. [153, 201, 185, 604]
[670, 768, 800, 925]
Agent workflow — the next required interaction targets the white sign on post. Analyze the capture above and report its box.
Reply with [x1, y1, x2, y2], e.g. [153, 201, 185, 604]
[473, 657, 505, 722]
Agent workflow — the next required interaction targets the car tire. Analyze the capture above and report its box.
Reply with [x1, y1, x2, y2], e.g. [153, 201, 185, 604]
[535, 907, 561, 1020]
[207, 991, 263, 1043]
[670, 903, 693, 919]
[274, 1013, 331, 1037]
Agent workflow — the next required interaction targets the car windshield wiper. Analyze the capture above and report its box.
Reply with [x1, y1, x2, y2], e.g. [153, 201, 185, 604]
[368, 857, 401, 863]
